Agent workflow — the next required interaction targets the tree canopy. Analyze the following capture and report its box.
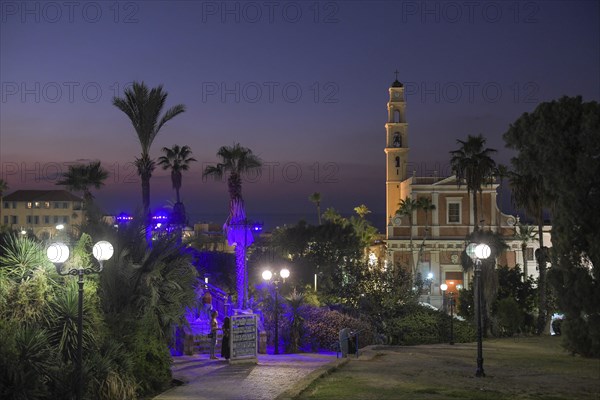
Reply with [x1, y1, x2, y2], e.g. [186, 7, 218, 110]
[504, 96, 600, 356]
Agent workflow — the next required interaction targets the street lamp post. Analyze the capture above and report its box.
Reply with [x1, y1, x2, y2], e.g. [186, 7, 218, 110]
[426, 272, 433, 304]
[440, 283, 447, 313]
[449, 291, 455, 345]
[262, 268, 290, 355]
[47, 240, 114, 400]
[466, 242, 491, 378]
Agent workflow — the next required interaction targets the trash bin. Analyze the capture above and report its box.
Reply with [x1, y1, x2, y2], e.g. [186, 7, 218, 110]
[339, 328, 350, 358]
[348, 332, 357, 355]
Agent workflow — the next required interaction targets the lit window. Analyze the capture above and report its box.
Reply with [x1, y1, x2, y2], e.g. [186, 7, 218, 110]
[34, 202, 40, 208]
[44, 202, 50, 208]
[368, 252, 378, 267]
[27, 202, 33, 209]
[448, 203, 460, 223]
[525, 248, 534, 261]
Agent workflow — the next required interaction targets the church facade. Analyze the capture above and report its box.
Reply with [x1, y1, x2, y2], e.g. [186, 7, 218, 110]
[383, 77, 549, 308]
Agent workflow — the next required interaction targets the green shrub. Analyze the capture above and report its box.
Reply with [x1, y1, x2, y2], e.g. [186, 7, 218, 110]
[387, 312, 439, 345]
[45, 279, 98, 364]
[383, 304, 475, 345]
[496, 297, 523, 336]
[86, 338, 139, 400]
[130, 315, 172, 396]
[0, 321, 54, 399]
[561, 317, 597, 357]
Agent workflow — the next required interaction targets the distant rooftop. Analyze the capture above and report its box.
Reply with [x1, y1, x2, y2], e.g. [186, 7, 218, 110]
[4, 190, 83, 202]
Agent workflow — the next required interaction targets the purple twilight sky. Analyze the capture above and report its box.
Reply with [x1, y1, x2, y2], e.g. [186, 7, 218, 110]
[1, 1, 599, 230]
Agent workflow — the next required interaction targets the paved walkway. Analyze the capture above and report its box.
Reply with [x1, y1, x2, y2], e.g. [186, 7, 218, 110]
[153, 352, 346, 400]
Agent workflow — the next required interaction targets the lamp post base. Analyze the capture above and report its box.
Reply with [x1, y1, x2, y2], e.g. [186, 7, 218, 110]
[475, 365, 485, 377]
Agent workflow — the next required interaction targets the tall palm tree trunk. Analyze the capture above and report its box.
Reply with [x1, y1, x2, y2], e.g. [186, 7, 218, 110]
[317, 204, 321, 225]
[142, 176, 151, 217]
[472, 191, 479, 231]
[521, 243, 528, 278]
[227, 196, 252, 310]
[235, 245, 246, 310]
[141, 173, 152, 245]
[536, 215, 547, 335]
[409, 215, 417, 279]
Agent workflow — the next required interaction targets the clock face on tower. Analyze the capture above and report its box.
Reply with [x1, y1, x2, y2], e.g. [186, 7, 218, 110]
[394, 92, 399, 98]
[393, 216, 402, 226]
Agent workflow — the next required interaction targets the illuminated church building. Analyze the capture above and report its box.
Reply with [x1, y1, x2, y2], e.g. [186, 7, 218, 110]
[383, 77, 549, 308]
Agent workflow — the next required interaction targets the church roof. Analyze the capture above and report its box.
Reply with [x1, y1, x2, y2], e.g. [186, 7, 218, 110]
[391, 79, 403, 88]
[406, 175, 500, 190]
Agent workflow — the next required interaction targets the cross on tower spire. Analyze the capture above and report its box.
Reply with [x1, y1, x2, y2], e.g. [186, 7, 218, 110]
[391, 70, 403, 87]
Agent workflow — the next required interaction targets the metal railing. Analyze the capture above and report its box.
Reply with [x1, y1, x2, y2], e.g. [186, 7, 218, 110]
[204, 282, 232, 318]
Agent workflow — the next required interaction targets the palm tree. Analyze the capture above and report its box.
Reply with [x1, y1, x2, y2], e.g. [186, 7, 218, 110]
[397, 196, 419, 278]
[322, 207, 345, 225]
[284, 289, 305, 353]
[513, 223, 538, 279]
[417, 197, 436, 238]
[349, 204, 378, 255]
[354, 204, 371, 219]
[56, 161, 108, 218]
[450, 134, 497, 231]
[416, 197, 436, 284]
[112, 82, 186, 220]
[203, 143, 262, 309]
[158, 145, 196, 225]
[309, 192, 322, 225]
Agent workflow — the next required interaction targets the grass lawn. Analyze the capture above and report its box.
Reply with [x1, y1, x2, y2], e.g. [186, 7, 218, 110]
[296, 336, 600, 400]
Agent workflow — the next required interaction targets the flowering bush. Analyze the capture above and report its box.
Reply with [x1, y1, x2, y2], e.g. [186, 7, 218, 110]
[301, 306, 374, 351]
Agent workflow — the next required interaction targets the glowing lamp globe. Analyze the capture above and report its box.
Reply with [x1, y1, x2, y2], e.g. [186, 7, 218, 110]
[474, 243, 491, 260]
[280, 268, 290, 279]
[427, 272, 433, 280]
[466, 243, 478, 260]
[262, 270, 273, 281]
[93, 241, 114, 262]
[47, 242, 70, 264]
[440, 283, 448, 291]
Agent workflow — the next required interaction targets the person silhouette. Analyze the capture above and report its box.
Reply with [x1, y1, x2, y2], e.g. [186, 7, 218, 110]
[209, 310, 219, 359]
[221, 316, 231, 360]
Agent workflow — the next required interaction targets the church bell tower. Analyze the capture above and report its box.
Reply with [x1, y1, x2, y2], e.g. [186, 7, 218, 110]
[385, 72, 409, 228]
